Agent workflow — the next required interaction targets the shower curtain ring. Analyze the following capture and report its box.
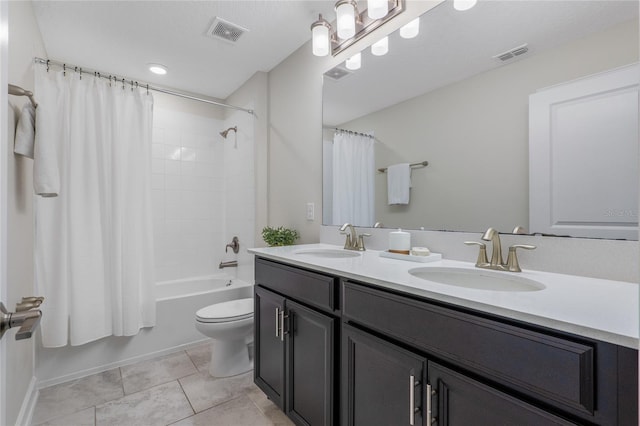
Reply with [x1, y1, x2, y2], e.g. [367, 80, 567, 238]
[46, 60, 50, 72]
[79, 68, 82, 80]
[63, 64, 66, 76]
[122, 78, 125, 90]
[146, 84, 149, 95]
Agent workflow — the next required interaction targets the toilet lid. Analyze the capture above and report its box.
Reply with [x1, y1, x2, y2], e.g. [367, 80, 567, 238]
[196, 298, 254, 323]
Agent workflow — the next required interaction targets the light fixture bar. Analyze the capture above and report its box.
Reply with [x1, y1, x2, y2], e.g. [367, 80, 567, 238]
[331, 0, 405, 57]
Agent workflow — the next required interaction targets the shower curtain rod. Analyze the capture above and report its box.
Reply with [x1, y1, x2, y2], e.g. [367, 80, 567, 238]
[332, 127, 374, 138]
[34, 57, 255, 116]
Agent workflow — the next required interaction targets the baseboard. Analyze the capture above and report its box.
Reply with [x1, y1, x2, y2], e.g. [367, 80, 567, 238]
[37, 339, 210, 389]
[14, 376, 38, 426]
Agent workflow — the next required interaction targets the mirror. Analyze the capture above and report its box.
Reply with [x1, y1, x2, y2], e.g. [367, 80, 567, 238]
[322, 0, 639, 239]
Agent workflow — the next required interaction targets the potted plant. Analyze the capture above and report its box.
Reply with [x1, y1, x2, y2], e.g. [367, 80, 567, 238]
[262, 226, 300, 247]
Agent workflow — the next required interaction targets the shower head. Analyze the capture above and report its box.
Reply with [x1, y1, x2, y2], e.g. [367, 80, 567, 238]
[220, 126, 237, 139]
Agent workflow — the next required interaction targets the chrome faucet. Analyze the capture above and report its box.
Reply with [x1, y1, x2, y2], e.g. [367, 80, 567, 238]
[0, 299, 43, 341]
[339, 223, 370, 251]
[465, 227, 536, 272]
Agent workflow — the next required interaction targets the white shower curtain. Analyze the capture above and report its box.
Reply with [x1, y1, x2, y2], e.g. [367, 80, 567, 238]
[332, 131, 375, 227]
[34, 66, 156, 347]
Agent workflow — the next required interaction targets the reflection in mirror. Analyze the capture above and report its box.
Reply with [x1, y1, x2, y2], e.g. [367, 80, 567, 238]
[322, 0, 639, 240]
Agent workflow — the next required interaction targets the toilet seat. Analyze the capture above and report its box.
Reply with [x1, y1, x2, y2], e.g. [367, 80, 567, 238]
[196, 298, 253, 323]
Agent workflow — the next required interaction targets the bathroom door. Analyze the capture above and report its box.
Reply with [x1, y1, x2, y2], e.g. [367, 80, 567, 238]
[0, 1, 9, 423]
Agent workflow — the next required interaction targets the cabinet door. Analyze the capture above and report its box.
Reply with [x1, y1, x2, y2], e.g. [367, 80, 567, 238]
[342, 324, 426, 426]
[286, 300, 336, 426]
[254, 286, 286, 409]
[428, 362, 577, 426]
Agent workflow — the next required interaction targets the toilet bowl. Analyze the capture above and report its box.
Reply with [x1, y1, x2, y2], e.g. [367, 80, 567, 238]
[195, 297, 254, 377]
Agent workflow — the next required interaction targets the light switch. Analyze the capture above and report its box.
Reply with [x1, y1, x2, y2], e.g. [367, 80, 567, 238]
[306, 203, 315, 221]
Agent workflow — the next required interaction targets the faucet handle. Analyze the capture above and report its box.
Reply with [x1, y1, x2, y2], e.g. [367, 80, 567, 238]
[464, 241, 489, 266]
[356, 233, 371, 251]
[506, 244, 536, 272]
[340, 231, 353, 249]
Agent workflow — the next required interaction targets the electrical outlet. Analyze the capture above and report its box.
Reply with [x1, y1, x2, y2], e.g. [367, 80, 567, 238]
[306, 202, 315, 221]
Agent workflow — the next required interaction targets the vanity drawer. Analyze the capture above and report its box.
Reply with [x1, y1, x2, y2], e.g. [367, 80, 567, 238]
[342, 281, 595, 415]
[255, 258, 337, 313]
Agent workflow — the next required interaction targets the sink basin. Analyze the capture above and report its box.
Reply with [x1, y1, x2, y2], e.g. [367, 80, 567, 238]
[408, 267, 545, 292]
[294, 248, 362, 259]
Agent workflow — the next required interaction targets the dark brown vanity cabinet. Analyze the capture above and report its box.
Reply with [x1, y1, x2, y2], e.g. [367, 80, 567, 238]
[342, 280, 638, 426]
[254, 258, 338, 426]
[254, 257, 638, 426]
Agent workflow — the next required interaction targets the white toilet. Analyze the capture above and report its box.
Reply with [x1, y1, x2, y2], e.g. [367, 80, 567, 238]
[195, 297, 254, 377]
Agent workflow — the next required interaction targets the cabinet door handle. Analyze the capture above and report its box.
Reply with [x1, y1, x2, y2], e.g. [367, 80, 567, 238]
[279, 310, 289, 342]
[409, 375, 416, 425]
[275, 307, 280, 338]
[426, 384, 436, 424]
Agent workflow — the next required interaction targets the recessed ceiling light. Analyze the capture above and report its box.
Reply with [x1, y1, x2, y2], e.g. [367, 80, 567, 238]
[148, 64, 167, 75]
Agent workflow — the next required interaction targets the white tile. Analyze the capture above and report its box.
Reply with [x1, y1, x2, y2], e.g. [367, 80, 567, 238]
[96, 381, 193, 426]
[165, 159, 181, 175]
[152, 143, 164, 159]
[181, 161, 197, 176]
[32, 369, 123, 425]
[166, 175, 182, 190]
[152, 127, 165, 144]
[36, 407, 95, 426]
[181, 147, 196, 162]
[151, 174, 164, 190]
[195, 162, 215, 177]
[151, 158, 164, 174]
[121, 352, 197, 395]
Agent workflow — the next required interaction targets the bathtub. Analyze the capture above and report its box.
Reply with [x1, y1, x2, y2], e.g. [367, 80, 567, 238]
[156, 274, 253, 302]
[37, 275, 254, 387]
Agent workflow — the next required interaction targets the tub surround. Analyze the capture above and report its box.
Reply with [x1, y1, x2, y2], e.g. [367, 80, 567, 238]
[248, 243, 638, 349]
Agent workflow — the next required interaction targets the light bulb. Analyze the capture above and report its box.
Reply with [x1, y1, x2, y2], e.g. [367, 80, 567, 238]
[367, 0, 388, 19]
[371, 36, 388, 56]
[453, 0, 477, 11]
[400, 18, 420, 39]
[345, 52, 361, 70]
[311, 16, 331, 57]
[336, 1, 356, 39]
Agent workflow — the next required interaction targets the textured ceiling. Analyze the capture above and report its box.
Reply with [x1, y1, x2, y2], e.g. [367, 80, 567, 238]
[32, 0, 336, 100]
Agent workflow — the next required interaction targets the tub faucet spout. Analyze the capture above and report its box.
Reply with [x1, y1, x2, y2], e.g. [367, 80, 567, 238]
[219, 260, 238, 269]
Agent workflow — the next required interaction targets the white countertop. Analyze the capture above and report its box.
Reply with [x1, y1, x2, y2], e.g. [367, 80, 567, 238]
[248, 243, 639, 349]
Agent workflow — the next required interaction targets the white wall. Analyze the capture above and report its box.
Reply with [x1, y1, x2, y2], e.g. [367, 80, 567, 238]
[5, 2, 47, 424]
[340, 18, 639, 232]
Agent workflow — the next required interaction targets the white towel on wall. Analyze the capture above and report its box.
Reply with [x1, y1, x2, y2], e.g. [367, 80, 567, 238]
[387, 163, 411, 205]
[14, 103, 36, 159]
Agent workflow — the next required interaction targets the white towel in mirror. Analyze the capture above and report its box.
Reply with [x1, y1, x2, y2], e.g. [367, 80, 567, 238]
[387, 163, 411, 205]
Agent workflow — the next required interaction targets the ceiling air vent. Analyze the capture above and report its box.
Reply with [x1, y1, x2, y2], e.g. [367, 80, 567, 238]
[324, 66, 353, 81]
[206, 17, 249, 43]
[492, 43, 529, 63]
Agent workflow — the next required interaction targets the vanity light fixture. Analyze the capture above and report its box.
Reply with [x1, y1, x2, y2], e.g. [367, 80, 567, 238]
[453, 0, 477, 11]
[371, 36, 388, 56]
[311, 15, 331, 56]
[345, 52, 362, 70]
[148, 64, 167, 75]
[367, 0, 389, 19]
[399, 17, 420, 39]
[336, 0, 357, 39]
[310, 0, 405, 57]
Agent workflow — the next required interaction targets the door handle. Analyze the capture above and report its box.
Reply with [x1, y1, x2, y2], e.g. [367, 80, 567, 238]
[0, 302, 43, 341]
[275, 307, 280, 338]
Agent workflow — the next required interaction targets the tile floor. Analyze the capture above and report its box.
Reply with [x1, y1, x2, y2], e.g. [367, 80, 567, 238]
[31, 343, 294, 426]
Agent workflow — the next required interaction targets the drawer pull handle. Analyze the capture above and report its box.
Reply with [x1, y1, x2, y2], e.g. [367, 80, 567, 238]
[275, 307, 280, 338]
